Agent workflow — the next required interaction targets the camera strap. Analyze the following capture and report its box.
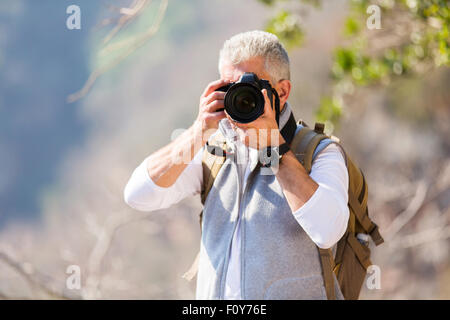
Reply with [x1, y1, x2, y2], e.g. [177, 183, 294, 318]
[280, 113, 297, 145]
[272, 88, 297, 145]
[272, 88, 281, 126]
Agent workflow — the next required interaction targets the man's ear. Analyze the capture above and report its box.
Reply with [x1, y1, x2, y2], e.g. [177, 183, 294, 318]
[275, 80, 291, 109]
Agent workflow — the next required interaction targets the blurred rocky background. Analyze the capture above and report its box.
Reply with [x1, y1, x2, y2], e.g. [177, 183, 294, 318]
[0, 0, 448, 299]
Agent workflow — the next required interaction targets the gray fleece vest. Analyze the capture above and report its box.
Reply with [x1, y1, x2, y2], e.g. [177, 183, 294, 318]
[196, 124, 344, 300]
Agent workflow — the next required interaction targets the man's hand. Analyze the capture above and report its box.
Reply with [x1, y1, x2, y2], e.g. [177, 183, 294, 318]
[194, 79, 229, 144]
[227, 89, 284, 149]
[141, 79, 229, 188]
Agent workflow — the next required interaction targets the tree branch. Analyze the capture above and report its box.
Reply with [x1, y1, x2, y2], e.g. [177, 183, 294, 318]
[0, 251, 71, 299]
[67, 0, 169, 103]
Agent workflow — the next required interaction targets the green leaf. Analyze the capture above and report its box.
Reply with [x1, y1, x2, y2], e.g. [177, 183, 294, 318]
[257, 0, 276, 6]
[344, 17, 361, 37]
[265, 10, 304, 50]
[315, 96, 343, 125]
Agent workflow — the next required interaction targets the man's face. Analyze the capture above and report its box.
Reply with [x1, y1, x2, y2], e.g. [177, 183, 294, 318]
[218, 56, 291, 149]
[219, 56, 291, 112]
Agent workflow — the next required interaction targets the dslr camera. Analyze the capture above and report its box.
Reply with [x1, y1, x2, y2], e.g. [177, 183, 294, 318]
[217, 72, 277, 123]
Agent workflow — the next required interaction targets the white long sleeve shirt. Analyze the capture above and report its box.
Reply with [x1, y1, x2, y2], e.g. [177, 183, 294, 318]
[124, 119, 349, 300]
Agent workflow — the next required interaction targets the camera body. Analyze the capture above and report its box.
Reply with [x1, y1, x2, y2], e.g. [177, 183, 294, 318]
[217, 72, 275, 123]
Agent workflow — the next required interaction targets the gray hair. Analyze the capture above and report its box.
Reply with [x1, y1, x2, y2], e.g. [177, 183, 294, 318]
[218, 30, 290, 84]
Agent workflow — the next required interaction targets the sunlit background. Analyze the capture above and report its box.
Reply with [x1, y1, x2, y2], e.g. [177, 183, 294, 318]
[0, 0, 449, 299]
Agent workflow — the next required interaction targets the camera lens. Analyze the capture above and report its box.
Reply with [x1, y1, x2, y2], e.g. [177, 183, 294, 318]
[224, 83, 265, 123]
[234, 89, 257, 114]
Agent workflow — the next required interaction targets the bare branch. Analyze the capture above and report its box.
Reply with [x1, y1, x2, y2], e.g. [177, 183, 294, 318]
[389, 224, 450, 249]
[0, 251, 71, 299]
[383, 180, 428, 241]
[82, 212, 152, 299]
[67, 0, 169, 103]
[102, 0, 149, 46]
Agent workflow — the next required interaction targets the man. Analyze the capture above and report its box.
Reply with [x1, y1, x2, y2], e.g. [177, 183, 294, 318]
[124, 30, 349, 299]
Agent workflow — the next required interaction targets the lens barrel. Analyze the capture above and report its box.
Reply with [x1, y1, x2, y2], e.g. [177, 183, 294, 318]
[224, 83, 265, 123]
[218, 73, 272, 124]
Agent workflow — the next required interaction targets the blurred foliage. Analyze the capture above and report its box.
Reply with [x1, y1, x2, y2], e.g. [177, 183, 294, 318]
[265, 10, 305, 49]
[258, 0, 450, 127]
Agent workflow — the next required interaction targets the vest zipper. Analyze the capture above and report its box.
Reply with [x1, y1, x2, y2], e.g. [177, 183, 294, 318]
[237, 168, 259, 299]
[220, 148, 257, 299]
[219, 148, 246, 299]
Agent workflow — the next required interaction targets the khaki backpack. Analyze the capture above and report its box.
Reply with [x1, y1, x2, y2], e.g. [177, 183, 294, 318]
[183, 120, 384, 300]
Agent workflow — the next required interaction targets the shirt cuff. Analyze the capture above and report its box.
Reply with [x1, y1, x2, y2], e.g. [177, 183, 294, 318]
[137, 157, 170, 192]
[292, 184, 324, 218]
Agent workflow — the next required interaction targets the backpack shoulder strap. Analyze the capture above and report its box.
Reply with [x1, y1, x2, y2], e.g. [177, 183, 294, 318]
[291, 121, 330, 174]
[292, 122, 384, 299]
[201, 131, 227, 205]
[290, 121, 339, 300]
[318, 248, 336, 299]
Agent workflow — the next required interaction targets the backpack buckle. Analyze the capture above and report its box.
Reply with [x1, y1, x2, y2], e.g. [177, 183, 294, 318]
[206, 141, 229, 157]
[369, 224, 384, 246]
[314, 122, 325, 134]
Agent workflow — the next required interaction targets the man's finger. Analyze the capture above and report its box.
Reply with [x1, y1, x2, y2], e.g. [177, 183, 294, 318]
[261, 89, 273, 117]
[204, 90, 225, 105]
[204, 111, 226, 127]
[226, 115, 256, 130]
[205, 100, 225, 113]
[202, 79, 230, 98]
[206, 111, 226, 122]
